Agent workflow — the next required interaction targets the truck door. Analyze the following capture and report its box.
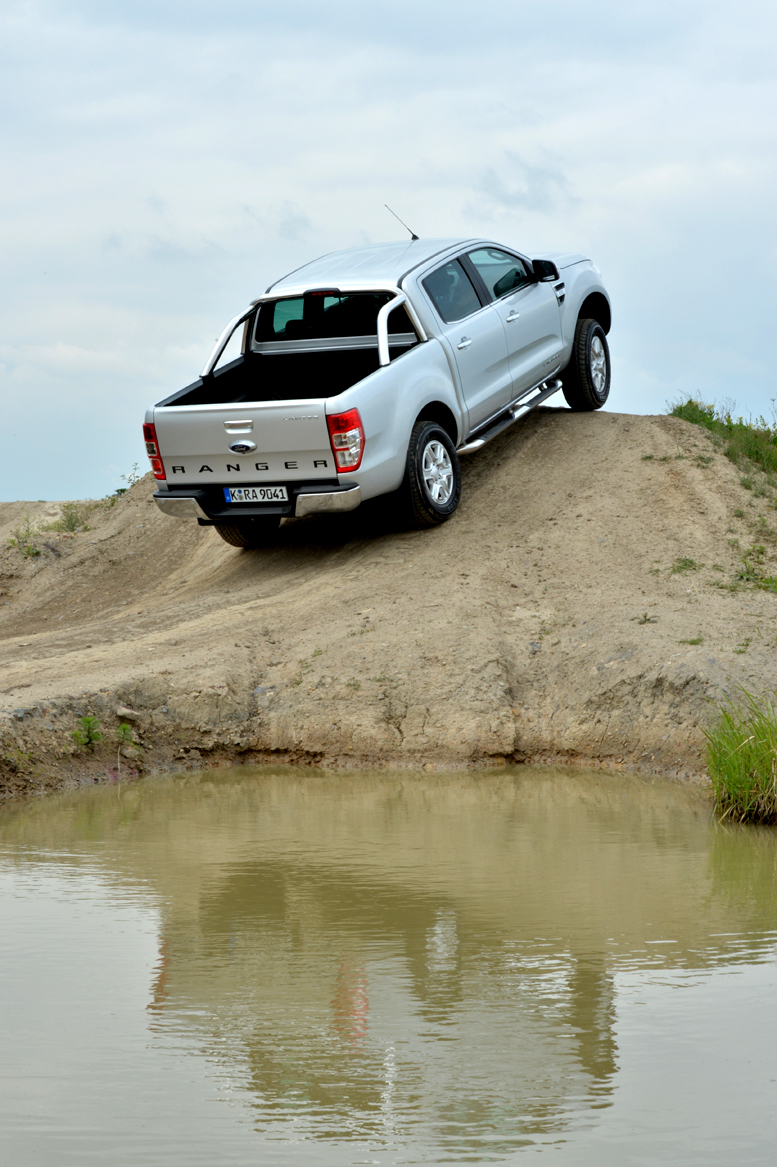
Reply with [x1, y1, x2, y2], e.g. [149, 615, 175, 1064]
[422, 258, 512, 432]
[465, 248, 563, 397]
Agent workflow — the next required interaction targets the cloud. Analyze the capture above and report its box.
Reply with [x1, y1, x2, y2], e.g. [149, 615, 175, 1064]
[1, 0, 776, 497]
[476, 153, 576, 215]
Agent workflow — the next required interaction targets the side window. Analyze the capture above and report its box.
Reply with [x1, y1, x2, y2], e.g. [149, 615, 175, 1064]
[423, 259, 482, 324]
[467, 248, 531, 300]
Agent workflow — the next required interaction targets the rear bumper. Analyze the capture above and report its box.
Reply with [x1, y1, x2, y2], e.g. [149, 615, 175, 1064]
[294, 485, 361, 517]
[153, 483, 361, 522]
[154, 495, 212, 521]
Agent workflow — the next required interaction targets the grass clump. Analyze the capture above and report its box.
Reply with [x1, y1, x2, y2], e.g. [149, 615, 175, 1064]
[670, 399, 777, 482]
[706, 690, 777, 823]
[45, 502, 92, 533]
[735, 544, 777, 593]
[671, 556, 699, 574]
[7, 515, 43, 558]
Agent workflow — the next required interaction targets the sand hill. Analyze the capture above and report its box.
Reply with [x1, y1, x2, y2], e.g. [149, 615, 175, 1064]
[2, 408, 776, 798]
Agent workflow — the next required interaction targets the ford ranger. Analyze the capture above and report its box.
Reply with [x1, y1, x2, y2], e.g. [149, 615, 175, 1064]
[145, 238, 612, 546]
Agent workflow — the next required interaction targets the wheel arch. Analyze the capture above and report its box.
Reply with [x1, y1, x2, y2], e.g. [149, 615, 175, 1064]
[415, 401, 460, 446]
[578, 292, 611, 335]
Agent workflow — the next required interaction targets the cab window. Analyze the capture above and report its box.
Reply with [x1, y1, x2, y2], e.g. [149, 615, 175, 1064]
[254, 292, 408, 342]
[423, 259, 482, 324]
[467, 248, 532, 300]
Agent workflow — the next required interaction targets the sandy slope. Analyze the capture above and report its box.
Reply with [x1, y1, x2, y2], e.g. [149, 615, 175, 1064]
[2, 408, 776, 797]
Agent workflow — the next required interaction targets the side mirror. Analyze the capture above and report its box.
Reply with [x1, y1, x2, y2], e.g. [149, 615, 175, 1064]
[532, 259, 560, 282]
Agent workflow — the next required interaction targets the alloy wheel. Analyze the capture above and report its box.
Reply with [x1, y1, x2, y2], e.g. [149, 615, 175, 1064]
[590, 334, 607, 394]
[422, 440, 453, 504]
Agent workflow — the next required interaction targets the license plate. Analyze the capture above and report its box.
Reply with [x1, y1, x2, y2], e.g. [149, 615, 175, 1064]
[223, 486, 289, 503]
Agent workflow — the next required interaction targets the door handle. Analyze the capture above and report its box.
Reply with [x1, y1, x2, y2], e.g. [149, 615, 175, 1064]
[505, 312, 520, 322]
[457, 337, 472, 349]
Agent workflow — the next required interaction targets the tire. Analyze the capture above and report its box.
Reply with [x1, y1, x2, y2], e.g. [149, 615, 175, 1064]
[213, 517, 281, 548]
[402, 420, 461, 527]
[561, 317, 610, 411]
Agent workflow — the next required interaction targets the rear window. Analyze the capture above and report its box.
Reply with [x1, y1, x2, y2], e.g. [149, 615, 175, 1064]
[254, 293, 413, 344]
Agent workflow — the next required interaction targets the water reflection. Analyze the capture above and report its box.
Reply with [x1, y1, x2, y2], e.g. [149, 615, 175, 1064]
[1, 767, 776, 1163]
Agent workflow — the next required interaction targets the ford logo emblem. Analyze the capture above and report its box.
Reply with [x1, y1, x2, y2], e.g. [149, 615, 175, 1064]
[229, 440, 257, 454]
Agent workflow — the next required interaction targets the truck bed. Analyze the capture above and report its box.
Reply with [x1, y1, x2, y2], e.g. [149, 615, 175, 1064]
[159, 349, 387, 408]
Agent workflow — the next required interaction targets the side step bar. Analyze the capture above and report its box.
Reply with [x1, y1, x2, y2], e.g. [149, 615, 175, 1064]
[456, 379, 563, 456]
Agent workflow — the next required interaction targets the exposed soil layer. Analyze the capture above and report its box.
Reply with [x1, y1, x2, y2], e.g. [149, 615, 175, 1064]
[2, 408, 776, 800]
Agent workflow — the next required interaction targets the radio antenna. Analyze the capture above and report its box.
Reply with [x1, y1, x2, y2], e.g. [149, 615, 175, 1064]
[385, 204, 419, 241]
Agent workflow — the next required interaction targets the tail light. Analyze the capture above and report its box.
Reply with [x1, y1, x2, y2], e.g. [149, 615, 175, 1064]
[143, 422, 166, 481]
[326, 409, 365, 472]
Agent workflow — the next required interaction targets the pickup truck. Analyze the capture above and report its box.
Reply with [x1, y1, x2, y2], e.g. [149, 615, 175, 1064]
[145, 237, 612, 546]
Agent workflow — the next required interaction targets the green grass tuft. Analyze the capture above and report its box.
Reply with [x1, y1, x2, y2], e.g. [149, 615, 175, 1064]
[45, 502, 92, 533]
[705, 690, 777, 823]
[7, 514, 43, 557]
[670, 399, 777, 481]
[671, 556, 699, 574]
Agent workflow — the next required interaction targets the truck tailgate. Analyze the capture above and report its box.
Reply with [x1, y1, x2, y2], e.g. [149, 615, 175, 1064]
[153, 401, 334, 486]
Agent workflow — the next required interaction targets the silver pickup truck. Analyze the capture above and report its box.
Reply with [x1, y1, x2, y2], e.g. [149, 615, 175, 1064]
[145, 237, 611, 546]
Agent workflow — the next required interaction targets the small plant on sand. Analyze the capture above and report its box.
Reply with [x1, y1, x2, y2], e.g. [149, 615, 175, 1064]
[116, 722, 134, 746]
[121, 463, 142, 488]
[679, 636, 704, 645]
[671, 556, 699, 574]
[115, 722, 139, 779]
[705, 689, 777, 823]
[45, 502, 92, 534]
[632, 612, 658, 624]
[72, 714, 102, 750]
[735, 545, 777, 593]
[7, 515, 43, 557]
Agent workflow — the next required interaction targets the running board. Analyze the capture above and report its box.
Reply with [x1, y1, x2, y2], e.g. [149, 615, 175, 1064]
[456, 379, 563, 456]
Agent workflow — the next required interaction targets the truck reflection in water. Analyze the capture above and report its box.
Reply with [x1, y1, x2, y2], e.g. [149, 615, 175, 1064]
[118, 767, 776, 1158]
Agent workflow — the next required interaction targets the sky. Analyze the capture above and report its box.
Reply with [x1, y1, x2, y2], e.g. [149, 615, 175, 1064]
[2, 0, 776, 499]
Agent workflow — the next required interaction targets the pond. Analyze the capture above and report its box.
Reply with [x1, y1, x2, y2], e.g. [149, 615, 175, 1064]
[1, 766, 776, 1165]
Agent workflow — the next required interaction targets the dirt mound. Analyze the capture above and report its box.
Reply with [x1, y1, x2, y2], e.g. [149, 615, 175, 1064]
[2, 408, 776, 798]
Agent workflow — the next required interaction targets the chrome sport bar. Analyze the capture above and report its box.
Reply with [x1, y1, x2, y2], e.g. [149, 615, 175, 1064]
[203, 287, 428, 378]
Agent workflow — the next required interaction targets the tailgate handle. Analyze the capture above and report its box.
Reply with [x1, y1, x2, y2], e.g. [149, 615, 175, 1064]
[224, 420, 253, 433]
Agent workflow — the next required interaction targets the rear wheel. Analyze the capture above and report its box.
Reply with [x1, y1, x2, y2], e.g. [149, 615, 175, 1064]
[213, 517, 281, 548]
[561, 317, 610, 411]
[402, 420, 461, 527]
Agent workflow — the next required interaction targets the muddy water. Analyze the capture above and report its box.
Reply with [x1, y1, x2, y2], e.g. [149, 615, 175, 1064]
[1, 768, 776, 1165]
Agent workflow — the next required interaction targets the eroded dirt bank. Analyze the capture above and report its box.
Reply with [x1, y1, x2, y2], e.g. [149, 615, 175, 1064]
[2, 408, 776, 799]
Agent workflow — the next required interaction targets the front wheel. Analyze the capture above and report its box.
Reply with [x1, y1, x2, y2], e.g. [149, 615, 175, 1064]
[561, 317, 610, 411]
[213, 516, 281, 548]
[402, 420, 461, 527]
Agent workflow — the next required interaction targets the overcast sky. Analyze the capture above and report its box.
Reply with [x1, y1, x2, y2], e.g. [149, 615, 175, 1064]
[2, 0, 776, 499]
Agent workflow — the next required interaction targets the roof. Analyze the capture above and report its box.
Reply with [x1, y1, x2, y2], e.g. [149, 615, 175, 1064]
[266, 238, 472, 295]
